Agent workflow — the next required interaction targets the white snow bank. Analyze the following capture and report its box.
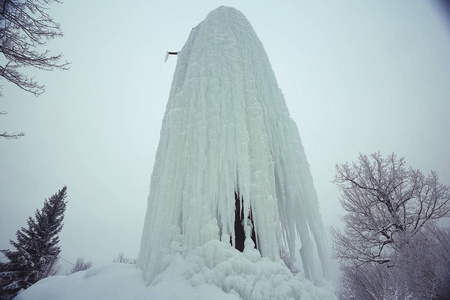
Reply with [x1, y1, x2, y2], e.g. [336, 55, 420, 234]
[14, 263, 233, 300]
[16, 240, 336, 300]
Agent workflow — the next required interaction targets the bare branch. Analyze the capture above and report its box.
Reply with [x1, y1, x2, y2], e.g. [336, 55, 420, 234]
[0, 0, 69, 94]
[0, 0, 68, 137]
[1, 130, 25, 139]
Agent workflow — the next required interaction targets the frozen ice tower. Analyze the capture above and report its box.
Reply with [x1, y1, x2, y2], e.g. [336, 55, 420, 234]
[138, 6, 330, 287]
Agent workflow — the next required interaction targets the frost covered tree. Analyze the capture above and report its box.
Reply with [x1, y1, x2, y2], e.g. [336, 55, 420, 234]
[332, 153, 450, 299]
[395, 223, 450, 299]
[0, 186, 67, 300]
[0, 0, 69, 139]
[332, 152, 450, 265]
[337, 262, 404, 300]
[336, 223, 450, 300]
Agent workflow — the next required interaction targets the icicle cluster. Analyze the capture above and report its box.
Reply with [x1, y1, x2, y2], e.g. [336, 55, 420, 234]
[138, 6, 329, 283]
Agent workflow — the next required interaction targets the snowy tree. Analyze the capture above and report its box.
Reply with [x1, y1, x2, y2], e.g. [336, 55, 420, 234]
[0, 186, 67, 300]
[336, 223, 450, 300]
[332, 152, 450, 266]
[67, 257, 92, 274]
[395, 223, 450, 299]
[332, 153, 450, 300]
[337, 262, 408, 300]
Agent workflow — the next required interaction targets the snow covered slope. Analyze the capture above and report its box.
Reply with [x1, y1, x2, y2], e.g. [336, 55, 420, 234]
[16, 242, 336, 300]
[138, 5, 329, 285]
[15, 263, 236, 300]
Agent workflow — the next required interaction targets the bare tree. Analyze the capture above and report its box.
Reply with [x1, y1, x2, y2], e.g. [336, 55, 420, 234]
[113, 252, 136, 264]
[331, 152, 450, 266]
[67, 257, 92, 274]
[0, 0, 69, 138]
[0, 0, 69, 95]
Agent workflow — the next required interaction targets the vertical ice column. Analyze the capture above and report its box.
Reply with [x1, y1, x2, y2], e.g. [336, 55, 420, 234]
[138, 6, 328, 283]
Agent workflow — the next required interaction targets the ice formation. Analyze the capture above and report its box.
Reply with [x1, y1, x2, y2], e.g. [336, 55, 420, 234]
[138, 6, 329, 285]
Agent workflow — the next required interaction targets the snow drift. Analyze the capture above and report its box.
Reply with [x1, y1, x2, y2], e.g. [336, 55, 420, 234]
[16, 243, 336, 300]
[138, 5, 329, 285]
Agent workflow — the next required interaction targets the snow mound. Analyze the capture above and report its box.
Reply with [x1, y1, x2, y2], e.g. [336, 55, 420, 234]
[16, 241, 336, 300]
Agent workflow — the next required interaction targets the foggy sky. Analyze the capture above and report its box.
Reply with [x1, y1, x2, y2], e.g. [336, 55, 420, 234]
[1, 1, 449, 281]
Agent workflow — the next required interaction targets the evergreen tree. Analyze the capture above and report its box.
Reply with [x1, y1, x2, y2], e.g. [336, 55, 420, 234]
[0, 186, 67, 300]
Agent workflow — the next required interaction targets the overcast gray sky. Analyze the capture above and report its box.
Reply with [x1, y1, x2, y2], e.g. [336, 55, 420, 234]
[1, 1, 449, 280]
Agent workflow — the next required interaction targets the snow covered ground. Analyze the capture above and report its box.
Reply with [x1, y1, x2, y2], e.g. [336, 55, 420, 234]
[16, 240, 336, 300]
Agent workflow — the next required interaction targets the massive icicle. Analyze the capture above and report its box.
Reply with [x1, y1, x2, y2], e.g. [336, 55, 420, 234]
[138, 6, 329, 283]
